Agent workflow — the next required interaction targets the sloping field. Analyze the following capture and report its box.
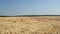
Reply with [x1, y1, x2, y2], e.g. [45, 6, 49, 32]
[0, 16, 60, 34]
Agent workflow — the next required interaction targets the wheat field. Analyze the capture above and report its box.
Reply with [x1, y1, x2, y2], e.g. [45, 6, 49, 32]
[0, 16, 60, 34]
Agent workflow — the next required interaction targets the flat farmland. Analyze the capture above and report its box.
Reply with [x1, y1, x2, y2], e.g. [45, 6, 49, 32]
[0, 16, 60, 34]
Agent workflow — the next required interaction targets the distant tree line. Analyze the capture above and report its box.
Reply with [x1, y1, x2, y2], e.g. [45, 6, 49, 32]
[0, 15, 60, 17]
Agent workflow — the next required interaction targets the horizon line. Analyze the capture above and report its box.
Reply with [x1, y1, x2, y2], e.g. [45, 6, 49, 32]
[0, 15, 60, 17]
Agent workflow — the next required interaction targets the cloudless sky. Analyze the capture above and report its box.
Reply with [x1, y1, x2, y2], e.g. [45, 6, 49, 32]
[0, 0, 60, 16]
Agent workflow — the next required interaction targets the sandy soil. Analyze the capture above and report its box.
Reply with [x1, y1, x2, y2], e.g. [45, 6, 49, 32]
[0, 16, 60, 34]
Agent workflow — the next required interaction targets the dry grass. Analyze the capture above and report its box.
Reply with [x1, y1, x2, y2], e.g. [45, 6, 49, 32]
[0, 16, 60, 34]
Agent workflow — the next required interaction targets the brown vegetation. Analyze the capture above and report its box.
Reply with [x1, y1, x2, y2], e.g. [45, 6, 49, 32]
[0, 16, 60, 34]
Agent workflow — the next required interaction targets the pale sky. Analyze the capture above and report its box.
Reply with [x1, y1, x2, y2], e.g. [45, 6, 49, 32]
[0, 0, 60, 16]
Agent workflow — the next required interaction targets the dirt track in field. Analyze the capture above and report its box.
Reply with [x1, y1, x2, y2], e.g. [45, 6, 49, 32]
[0, 16, 60, 34]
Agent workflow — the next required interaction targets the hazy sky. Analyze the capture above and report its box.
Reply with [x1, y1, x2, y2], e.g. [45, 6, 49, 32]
[0, 0, 60, 15]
